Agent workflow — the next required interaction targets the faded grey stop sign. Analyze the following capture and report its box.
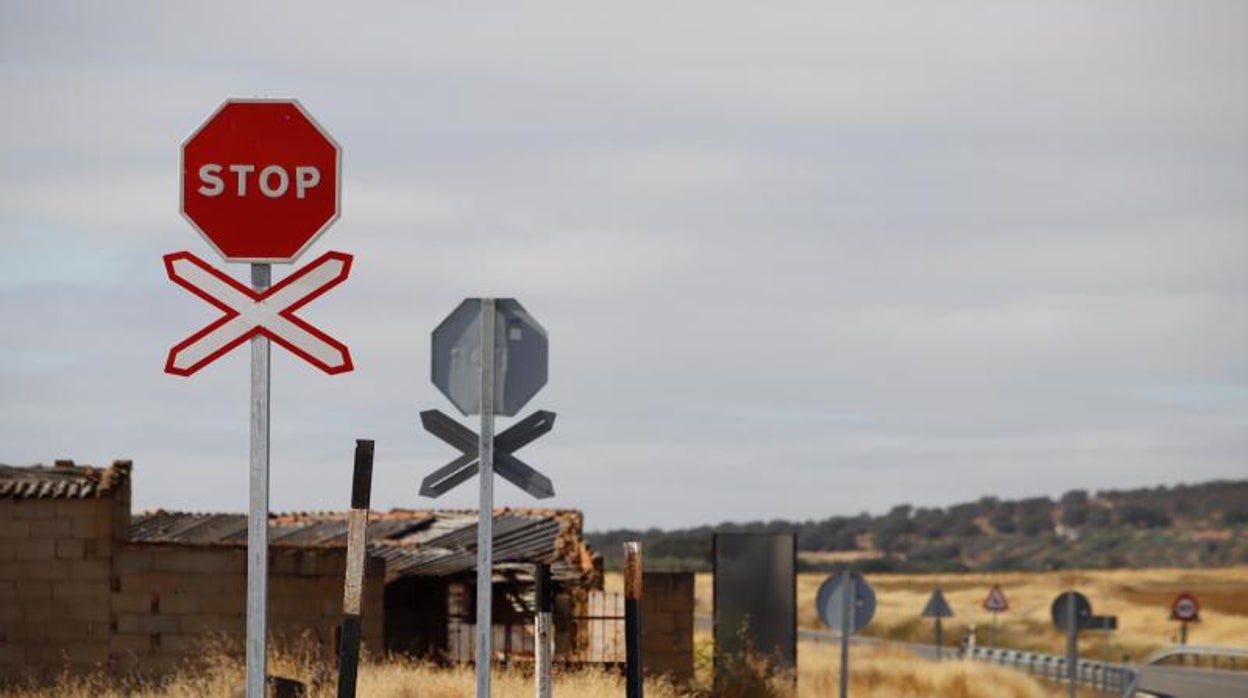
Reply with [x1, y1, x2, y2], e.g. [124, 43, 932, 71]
[432, 298, 548, 416]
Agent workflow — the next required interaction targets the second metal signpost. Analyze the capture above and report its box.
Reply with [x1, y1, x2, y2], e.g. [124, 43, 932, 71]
[423, 297, 553, 698]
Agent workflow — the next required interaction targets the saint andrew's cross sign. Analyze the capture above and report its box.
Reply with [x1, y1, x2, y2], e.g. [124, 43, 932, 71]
[163, 250, 353, 376]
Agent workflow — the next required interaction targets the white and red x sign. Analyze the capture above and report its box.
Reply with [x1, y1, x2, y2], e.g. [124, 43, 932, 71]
[164, 250, 353, 376]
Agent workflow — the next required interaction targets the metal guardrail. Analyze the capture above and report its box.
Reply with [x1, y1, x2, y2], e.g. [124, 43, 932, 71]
[962, 646, 1140, 697]
[1143, 644, 1248, 668]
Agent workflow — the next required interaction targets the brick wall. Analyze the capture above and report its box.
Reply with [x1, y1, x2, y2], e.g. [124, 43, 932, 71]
[110, 544, 385, 675]
[642, 571, 694, 686]
[0, 493, 120, 680]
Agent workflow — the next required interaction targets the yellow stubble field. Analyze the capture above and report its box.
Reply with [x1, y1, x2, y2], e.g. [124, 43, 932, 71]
[687, 566, 1248, 660]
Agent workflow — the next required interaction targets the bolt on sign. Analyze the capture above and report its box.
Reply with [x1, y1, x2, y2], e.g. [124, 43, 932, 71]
[165, 98, 351, 698]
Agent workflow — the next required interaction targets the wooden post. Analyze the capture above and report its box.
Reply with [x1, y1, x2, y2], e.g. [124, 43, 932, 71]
[535, 563, 553, 698]
[337, 439, 374, 698]
[624, 542, 644, 698]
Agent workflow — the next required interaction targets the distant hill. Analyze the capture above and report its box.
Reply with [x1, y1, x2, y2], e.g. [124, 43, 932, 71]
[586, 480, 1248, 573]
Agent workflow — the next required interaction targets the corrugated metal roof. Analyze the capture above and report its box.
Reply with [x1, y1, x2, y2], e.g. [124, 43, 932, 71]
[0, 461, 131, 500]
[129, 508, 593, 584]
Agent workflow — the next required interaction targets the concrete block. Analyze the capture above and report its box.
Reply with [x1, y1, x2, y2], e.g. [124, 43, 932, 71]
[64, 642, 109, 665]
[161, 592, 200, 615]
[55, 538, 86, 560]
[0, 520, 30, 539]
[14, 501, 56, 520]
[24, 600, 70, 622]
[15, 579, 54, 601]
[181, 613, 243, 635]
[27, 559, 74, 581]
[112, 591, 158, 614]
[113, 550, 154, 575]
[70, 558, 111, 580]
[29, 518, 72, 538]
[53, 579, 109, 603]
[110, 632, 152, 658]
[63, 600, 111, 624]
[16, 539, 56, 561]
[71, 512, 111, 539]
[116, 613, 142, 634]
[138, 614, 180, 634]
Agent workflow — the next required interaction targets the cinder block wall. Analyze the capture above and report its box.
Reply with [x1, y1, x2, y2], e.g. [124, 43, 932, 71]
[642, 571, 695, 686]
[110, 544, 385, 675]
[0, 488, 123, 679]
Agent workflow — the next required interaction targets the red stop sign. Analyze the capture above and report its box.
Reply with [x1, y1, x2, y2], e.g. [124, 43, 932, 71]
[181, 99, 340, 263]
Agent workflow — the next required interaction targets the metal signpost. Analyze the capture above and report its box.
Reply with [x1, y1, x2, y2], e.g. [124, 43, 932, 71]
[817, 571, 876, 698]
[1170, 592, 1200, 645]
[981, 584, 1009, 647]
[169, 98, 347, 698]
[921, 588, 954, 661]
[1051, 591, 1093, 698]
[422, 298, 552, 698]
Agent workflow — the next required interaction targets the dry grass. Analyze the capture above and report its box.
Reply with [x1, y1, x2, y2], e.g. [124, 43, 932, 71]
[0, 642, 1080, 698]
[12, 566, 1242, 697]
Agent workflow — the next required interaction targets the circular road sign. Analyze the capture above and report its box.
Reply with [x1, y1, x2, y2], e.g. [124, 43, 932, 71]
[1051, 591, 1093, 633]
[432, 298, 548, 416]
[181, 99, 340, 263]
[817, 572, 876, 633]
[1171, 593, 1200, 622]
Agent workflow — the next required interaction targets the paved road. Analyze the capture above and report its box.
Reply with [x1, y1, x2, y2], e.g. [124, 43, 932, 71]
[1134, 664, 1248, 698]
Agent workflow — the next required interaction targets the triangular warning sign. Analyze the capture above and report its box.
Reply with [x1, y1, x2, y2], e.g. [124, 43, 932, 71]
[922, 588, 954, 618]
[983, 585, 1010, 612]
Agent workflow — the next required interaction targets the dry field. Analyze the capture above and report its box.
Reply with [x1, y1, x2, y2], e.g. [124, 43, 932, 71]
[0, 642, 1088, 698]
[685, 565, 1248, 659]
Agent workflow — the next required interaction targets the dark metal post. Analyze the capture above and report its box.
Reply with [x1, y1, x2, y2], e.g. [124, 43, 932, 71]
[935, 617, 943, 661]
[337, 439, 374, 698]
[624, 542, 644, 698]
[991, 611, 998, 647]
[535, 563, 553, 698]
[839, 573, 852, 698]
[1179, 621, 1188, 645]
[1065, 593, 1077, 698]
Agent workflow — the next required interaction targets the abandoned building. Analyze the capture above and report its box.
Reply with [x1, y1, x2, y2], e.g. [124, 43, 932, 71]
[0, 460, 694, 686]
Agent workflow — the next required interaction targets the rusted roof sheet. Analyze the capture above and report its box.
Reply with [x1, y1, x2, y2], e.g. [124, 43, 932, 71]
[129, 507, 598, 585]
[0, 460, 131, 500]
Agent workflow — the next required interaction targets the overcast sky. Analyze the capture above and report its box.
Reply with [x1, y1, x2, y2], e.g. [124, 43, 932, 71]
[1, 2, 1245, 530]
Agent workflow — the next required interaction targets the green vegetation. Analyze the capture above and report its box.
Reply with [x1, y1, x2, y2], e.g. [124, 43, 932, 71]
[588, 480, 1248, 573]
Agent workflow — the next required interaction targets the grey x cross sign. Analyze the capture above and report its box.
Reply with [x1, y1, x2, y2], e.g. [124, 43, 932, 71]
[419, 409, 556, 499]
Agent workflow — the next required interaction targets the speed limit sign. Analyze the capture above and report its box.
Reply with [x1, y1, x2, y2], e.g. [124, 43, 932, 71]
[1171, 593, 1200, 622]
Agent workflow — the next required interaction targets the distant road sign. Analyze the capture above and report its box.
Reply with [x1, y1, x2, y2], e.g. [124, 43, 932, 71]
[983, 585, 1010, 613]
[432, 298, 548, 416]
[1051, 591, 1093, 633]
[922, 588, 954, 619]
[1171, 593, 1200, 622]
[1085, 615, 1118, 631]
[818, 572, 876, 633]
[181, 99, 340, 263]
[163, 250, 352, 375]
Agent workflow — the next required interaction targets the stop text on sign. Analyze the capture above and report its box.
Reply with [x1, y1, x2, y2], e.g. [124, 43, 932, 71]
[181, 99, 340, 264]
[196, 164, 322, 199]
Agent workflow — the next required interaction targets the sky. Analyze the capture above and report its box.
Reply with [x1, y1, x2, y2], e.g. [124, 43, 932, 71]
[1, 2, 1245, 530]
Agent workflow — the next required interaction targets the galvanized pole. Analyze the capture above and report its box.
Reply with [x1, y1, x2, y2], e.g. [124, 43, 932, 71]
[338, 439, 374, 698]
[477, 298, 496, 698]
[624, 542, 644, 698]
[246, 263, 272, 698]
[838, 573, 852, 698]
[534, 563, 553, 698]
[1065, 594, 1077, 698]
[991, 611, 998, 647]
